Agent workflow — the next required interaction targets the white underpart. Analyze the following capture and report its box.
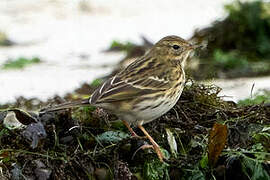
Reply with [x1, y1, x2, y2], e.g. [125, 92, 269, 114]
[135, 86, 184, 125]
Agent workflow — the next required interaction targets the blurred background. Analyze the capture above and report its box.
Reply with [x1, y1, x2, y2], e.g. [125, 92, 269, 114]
[0, 0, 269, 105]
[1, 1, 270, 179]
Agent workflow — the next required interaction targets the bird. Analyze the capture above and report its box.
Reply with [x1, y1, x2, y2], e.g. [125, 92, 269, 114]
[42, 35, 196, 162]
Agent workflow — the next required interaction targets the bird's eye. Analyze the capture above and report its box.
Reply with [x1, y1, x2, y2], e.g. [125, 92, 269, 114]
[172, 45, 180, 50]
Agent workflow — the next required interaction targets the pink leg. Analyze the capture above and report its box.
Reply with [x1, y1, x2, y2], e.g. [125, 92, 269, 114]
[138, 124, 164, 162]
[122, 120, 140, 137]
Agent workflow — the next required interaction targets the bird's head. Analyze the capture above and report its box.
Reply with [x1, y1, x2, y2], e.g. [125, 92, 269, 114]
[150, 35, 195, 66]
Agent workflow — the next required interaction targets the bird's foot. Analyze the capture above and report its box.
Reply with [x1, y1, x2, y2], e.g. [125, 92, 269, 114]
[129, 129, 147, 139]
[132, 144, 165, 162]
[130, 132, 147, 139]
[137, 124, 165, 162]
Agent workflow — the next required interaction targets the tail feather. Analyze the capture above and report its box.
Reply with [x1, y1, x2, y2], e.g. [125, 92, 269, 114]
[40, 99, 90, 113]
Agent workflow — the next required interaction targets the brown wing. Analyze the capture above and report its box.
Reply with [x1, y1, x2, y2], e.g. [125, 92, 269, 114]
[89, 76, 140, 104]
[89, 54, 175, 105]
[89, 75, 169, 105]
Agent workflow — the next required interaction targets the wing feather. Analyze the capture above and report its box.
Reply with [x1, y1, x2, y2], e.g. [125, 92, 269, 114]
[89, 75, 170, 105]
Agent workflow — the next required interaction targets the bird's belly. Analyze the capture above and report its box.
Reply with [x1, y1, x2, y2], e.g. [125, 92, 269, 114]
[132, 89, 183, 125]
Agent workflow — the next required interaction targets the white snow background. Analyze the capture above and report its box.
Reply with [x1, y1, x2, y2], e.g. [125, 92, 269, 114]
[0, 0, 269, 103]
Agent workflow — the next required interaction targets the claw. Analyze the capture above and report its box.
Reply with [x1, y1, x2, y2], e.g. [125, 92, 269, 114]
[138, 125, 165, 162]
[132, 144, 153, 160]
[122, 120, 165, 162]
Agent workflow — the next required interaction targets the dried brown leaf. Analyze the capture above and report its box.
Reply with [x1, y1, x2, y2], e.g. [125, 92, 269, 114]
[208, 123, 228, 167]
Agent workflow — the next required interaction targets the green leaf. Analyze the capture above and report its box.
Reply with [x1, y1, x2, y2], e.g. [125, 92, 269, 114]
[0, 128, 9, 138]
[241, 157, 270, 180]
[187, 170, 205, 180]
[165, 128, 178, 158]
[181, 168, 206, 180]
[96, 131, 129, 144]
[143, 156, 170, 180]
[200, 154, 208, 169]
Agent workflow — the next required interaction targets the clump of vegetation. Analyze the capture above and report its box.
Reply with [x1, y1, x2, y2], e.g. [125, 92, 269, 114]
[222, 1, 270, 58]
[190, 0, 270, 79]
[105, 36, 153, 58]
[78, 0, 92, 12]
[0, 31, 14, 46]
[213, 49, 249, 70]
[238, 89, 270, 106]
[0, 79, 269, 179]
[90, 78, 103, 87]
[1, 57, 41, 70]
[108, 40, 136, 53]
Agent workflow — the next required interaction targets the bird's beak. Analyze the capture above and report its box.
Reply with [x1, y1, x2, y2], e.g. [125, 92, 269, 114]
[185, 44, 201, 59]
[190, 44, 203, 50]
[195, 44, 204, 49]
[186, 44, 195, 51]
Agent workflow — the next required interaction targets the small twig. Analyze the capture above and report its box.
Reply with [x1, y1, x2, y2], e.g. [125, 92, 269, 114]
[172, 108, 180, 120]
[179, 108, 192, 122]
[0, 149, 66, 161]
[250, 83, 255, 99]
[52, 125, 58, 148]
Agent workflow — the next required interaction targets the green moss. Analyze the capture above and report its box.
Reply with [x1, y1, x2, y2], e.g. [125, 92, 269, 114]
[2, 57, 41, 70]
[72, 106, 97, 126]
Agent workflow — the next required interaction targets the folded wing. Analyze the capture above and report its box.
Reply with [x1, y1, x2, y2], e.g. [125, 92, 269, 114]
[89, 75, 170, 104]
